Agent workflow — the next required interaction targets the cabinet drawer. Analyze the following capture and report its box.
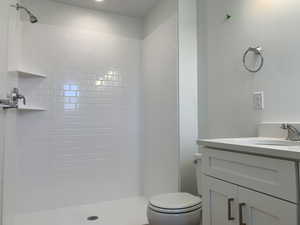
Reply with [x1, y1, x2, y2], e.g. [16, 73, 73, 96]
[202, 147, 297, 203]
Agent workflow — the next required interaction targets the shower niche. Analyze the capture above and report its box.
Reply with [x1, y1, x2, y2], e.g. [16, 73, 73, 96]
[9, 69, 47, 111]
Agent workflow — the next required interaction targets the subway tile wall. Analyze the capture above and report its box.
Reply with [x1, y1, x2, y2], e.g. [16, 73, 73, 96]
[16, 15, 142, 212]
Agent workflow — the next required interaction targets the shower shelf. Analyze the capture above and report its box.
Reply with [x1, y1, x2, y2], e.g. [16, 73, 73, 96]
[18, 105, 46, 111]
[16, 70, 47, 78]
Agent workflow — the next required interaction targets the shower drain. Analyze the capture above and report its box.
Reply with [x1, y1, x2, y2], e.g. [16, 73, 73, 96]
[87, 216, 99, 221]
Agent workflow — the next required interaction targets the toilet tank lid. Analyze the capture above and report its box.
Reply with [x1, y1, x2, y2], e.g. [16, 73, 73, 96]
[149, 193, 201, 209]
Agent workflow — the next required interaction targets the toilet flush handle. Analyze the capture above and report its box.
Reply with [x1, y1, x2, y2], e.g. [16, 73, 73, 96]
[194, 153, 203, 164]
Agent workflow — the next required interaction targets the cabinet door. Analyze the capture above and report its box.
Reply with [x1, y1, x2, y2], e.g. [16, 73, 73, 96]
[238, 187, 297, 225]
[203, 176, 238, 225]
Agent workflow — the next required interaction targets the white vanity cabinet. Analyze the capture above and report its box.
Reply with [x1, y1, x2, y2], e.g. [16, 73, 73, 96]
[202, 147, 298, 225]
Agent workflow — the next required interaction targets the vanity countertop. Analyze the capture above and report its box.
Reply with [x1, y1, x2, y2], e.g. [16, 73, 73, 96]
[197, 137, 300, 160]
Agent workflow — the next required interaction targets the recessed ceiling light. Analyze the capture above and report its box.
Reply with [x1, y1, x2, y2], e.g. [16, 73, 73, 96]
[95, 0, 104, 2]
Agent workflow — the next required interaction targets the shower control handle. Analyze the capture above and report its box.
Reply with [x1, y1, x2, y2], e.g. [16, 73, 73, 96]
[12, 88, 26, 106]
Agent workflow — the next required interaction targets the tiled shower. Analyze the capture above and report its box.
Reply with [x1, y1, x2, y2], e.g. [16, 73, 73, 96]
[17, 10, 142, 212]
[0, 0, 195, 225]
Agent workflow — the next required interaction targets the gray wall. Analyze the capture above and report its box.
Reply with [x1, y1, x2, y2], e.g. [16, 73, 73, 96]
[0, 0, 8, 223]
[198, 0, 300, 138]
[1, 0, 19, 224]
[178, 0, 199, 195]
[142, 0, 180, 198]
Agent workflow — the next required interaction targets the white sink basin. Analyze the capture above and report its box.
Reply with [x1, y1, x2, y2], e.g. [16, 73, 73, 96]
[247, 139, 300, 147]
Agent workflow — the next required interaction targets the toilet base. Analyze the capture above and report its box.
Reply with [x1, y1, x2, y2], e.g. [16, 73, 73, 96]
[147, 207, 202, 225]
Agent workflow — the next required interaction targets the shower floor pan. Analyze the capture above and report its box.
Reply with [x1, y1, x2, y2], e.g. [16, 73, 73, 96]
[15, 197, 148, 225]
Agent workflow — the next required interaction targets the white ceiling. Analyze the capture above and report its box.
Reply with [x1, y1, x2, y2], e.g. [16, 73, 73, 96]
[52, 0, 159, 17]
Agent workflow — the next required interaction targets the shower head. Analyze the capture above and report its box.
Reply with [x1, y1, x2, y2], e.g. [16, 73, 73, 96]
[28, 13, 38, 24]
[11, 3, 38, 24]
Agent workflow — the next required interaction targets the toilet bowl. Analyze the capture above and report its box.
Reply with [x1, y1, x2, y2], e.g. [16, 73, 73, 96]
[147, 193, 202, 225]
[147, 153, 203, 225]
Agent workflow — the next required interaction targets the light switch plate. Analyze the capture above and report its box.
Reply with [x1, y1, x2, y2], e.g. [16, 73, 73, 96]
[253, 91, 264, 111]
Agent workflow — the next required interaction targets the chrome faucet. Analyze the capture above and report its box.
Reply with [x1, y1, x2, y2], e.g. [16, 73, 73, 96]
[12, 88, 26, 105]
[280, 123, 300, 141]
[0, 88, 26, 109]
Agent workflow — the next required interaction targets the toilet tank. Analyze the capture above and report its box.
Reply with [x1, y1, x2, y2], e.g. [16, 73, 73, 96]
[194, 153, 203, 196]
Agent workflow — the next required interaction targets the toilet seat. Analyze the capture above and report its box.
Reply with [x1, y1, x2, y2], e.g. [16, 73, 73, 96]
[148, 193, 202, 214]
[149, 202, 201, 214]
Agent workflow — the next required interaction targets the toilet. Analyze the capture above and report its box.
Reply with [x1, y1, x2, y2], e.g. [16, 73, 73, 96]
[147, 153, 203, 225]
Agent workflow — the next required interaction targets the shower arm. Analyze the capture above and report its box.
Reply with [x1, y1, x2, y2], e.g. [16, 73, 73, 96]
[12, 3, 32, 15]
[10, 3, 38, 23]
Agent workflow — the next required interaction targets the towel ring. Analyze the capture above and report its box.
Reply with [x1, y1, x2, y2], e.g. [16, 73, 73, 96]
[243, 46, 264, 73]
